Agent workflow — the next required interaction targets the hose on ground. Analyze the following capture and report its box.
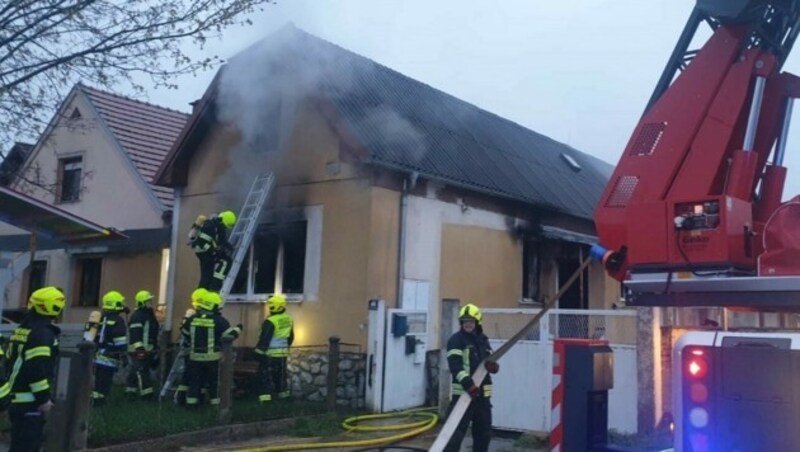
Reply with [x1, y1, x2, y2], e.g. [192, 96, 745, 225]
[236, 406, 439, 451]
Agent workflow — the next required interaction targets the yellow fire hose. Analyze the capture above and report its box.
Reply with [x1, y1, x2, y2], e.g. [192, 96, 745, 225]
[236, 407, 439, 451]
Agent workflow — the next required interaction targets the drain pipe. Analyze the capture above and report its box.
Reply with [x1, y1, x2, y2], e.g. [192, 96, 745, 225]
[164, 187, 182, 335]
[396, 171, 418, 308]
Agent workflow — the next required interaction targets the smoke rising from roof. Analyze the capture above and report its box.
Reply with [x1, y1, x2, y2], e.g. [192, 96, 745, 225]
[213, 24, 429, 206]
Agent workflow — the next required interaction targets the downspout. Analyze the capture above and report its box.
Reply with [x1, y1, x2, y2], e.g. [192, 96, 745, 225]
[164, 187, 182, 335]
[396, 171, 418, 308]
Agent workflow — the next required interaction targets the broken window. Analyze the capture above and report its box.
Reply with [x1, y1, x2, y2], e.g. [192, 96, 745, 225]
[73, 256, 102, 307]
[521, 240, 541, 303]
[231, 220, 307, 297]
[58, 156, 82, 203]
[26, 260, 48, 301]
[557, 243, 590, 310]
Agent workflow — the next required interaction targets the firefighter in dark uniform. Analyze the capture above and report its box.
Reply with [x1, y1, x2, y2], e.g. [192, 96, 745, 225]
[190, 210, 236, 291]
[255, 294, 294, 403]
[182, 291, 241, 407]
[125, 290, 159, 398]
[444, 303, 500, 452]
[6, 287, 62, 451]
[91, 290, 128, 406]
[174, 289, 204, 405]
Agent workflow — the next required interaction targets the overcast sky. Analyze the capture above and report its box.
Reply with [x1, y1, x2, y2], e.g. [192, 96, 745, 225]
[142, 0, 800, 199]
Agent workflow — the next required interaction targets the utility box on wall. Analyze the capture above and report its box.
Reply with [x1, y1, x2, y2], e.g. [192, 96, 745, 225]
[391, 313, 408, 337]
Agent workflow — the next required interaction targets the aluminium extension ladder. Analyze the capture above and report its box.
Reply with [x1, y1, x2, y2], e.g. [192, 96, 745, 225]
[219, 172, 275, 299]
[159, 172, 275, 402]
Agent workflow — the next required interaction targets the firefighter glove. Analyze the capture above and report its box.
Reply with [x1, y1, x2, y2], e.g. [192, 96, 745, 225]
[485, 361, 499, 374]
[468, 384, 480, 399]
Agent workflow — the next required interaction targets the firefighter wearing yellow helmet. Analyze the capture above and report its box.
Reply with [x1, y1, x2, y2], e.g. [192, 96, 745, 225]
[254, 294, 294, 403]
[125, 290, 160, 398]
[6, 287, 64, 449]
[175, 289, 206, 405]
[91, 291, 129, 406]
[443, 303, 499, 452]
[189, 210, 236, 291]
[181, 291, 241, 407]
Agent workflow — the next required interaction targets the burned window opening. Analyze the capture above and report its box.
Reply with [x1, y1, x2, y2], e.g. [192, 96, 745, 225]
[521, 240, 541, 303]
[231, 220, 307, 297]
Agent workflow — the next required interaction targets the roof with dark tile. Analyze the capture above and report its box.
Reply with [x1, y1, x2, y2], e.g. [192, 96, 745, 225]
[81, 85, 189, 209]
[157, 26, 613, 220]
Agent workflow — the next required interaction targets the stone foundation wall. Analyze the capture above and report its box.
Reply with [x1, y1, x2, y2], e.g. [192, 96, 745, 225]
[287, 346, 366, 408]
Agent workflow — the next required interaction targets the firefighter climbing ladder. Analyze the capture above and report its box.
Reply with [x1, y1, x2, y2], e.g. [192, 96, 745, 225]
[429, 257, 593, 452]
[159, 172, 276, 402]
[219, 172, 276, 299]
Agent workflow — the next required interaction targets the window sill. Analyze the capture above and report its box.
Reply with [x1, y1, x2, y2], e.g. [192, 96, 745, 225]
[226, 293, 307, 304]
[518, 298, 544, 306]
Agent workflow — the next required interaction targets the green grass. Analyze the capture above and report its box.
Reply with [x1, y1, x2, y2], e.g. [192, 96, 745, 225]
[87, 387, 341, 447]
[289, 412, 343, 438]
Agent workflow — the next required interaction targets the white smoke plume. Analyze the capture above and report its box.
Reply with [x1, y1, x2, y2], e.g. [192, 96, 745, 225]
[212, 24, 429, 205]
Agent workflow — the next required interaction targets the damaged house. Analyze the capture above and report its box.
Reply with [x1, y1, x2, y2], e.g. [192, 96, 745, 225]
[0, 84, 188, 323]
[155, 25, 619, 349]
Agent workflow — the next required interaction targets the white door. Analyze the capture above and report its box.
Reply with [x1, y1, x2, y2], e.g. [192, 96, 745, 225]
[365, 300, 428, 412]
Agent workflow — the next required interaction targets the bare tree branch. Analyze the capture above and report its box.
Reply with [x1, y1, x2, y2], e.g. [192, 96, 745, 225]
[0, 0, 275, 148]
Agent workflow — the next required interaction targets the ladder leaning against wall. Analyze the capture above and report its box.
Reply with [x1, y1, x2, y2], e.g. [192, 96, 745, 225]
[159, 172, 275, 402]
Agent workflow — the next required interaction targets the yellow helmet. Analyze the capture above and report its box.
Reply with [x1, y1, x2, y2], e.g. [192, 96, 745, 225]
[29, 287, 66, 317]
[203, 291, 223, 311]
[458, 303, 482, 324]
[135, 290, 154, 308]
[102, 290, 126, 312]
[267, 294, 287, 314]
[220, 210, 237, 229]
[191, 288, 208, 310]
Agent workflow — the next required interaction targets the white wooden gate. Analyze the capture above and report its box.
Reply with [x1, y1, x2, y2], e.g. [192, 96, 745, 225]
[484, 308, 639, 434]
[367, 303, 638, 432]
[366, 299, 428, 412]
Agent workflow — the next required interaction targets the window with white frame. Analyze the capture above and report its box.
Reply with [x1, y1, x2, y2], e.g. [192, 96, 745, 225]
[229, 206, 322, 302]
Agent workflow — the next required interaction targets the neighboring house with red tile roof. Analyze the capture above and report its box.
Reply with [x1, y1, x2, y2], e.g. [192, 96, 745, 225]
[0, 83, 189, 323]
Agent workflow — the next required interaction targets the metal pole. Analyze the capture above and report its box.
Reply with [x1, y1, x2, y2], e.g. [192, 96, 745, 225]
[743, 76, 768, 152]
[774, 98, 795, 166]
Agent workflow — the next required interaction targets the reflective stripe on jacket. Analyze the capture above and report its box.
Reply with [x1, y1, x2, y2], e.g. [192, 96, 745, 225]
[6, 314, 59, 406]
[254, 312, 294, 358]
[128, 308, 159, 352]
[182, 311, 240, 361]
[446, 328, 493, 398]
[94, 312, 127, 368]
[191, 217, 229, 254]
